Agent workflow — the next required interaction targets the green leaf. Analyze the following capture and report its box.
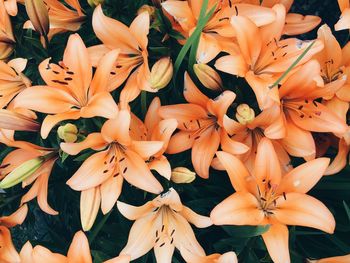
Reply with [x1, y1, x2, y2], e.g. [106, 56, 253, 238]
[223, 225, 270, 238]
[73, 152, 94, 162]
[60, 151, 69, 163]
[172, 1, 217, 83]
[88, 212, 112, 244]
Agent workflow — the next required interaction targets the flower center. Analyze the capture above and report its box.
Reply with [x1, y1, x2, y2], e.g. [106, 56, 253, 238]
[154, 206, 176, 248]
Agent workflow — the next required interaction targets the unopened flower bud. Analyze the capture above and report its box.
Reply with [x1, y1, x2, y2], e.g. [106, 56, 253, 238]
[58, 123, 78, 143]
[25, 0, 49, 36]
[81, 187, 100, 231]
[138, 5, 156, 18]
[0, 156, 45, 189]
[171, 167, 196, 184]
[193, 63, 223, 91]
[87, 0, 104, 7]
[236, 104, 255, 125]
[150, 57, 173, 90]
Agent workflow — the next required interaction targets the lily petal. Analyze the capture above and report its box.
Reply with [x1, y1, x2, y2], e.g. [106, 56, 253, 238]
[67, 231, 93, 263]
[274, 193, 335, 234]
[100, 175, 123, 214]
[278, 158, 329, 194]
[261, 224, 290, 263]
[0, 204, 28, 228]
[61, 133, 107, 155]
[183, 72, 208, 108]
[66, 150, 114, 191]
[192, 127, 220, 179]
[0, 226, 20, 263]
[216, 151, 252, 192]
[122, 149, 163, 194]
[211, 192, 264, 225]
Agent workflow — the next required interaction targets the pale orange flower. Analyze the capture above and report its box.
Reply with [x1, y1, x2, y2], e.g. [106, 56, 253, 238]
[211, 138, 335, 263]
[0, 205, 28, 263]
[60, 109, 164, 220]
[117, 188, 212, 262]
[278, 60, 348, 159]
[0, 0, 15, 60]
[215, 4, 323, 109]
[13, 33, 119, 139]
[89, 6, 155, 105]
[23, 0, 85, 41]
[0, 58, 31, 108]
[0, 144, 59, 215]
[315, 25, 350, 106]
[219, 103, 289, 173]
[159, 72, 247, 178]
[133, 97, 178, 180]
[335, 0, 350, 31]
[19, 231, 131, 263]
[257, 0, 321, 35]
[162, 0, 277, 64]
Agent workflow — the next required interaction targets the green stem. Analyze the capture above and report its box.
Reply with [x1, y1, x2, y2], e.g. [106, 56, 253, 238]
[141, 91, 147, 119]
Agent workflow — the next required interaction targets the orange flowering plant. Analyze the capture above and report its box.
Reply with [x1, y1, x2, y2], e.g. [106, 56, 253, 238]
[0, 0, 350, 262]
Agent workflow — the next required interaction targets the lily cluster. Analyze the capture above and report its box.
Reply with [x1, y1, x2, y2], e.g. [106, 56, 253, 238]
[0, 0, 349, 263]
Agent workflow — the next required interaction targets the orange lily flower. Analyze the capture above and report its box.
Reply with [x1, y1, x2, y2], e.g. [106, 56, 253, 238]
[159, 72, 247, 178]
[279, 60, 349, 160]
[308, 254, 350, 263]
[60, 109, 164, 218]
[315, 25, 350, 106]
[211, 138, 335, 263]
[258, 0, 321, 35]
[0, 205, 28, 263]
[89, 6, 155, 104]
[132, 97, 178, 180]
[0, 0, 15, 60]
[215, 4, 323, 109]
[13, 33, 120, 139]
[219, 103, 289, 173]
[0, 58, 31, 108]
[23, 0, 85, 41]
[117, 187, 212, 262]
[335, 0, 350, 30]
[0, 143, 59, 215]
[18, 231, 131, 263]
[162, 0, 276, 64]
[180, 246, 238, 263]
